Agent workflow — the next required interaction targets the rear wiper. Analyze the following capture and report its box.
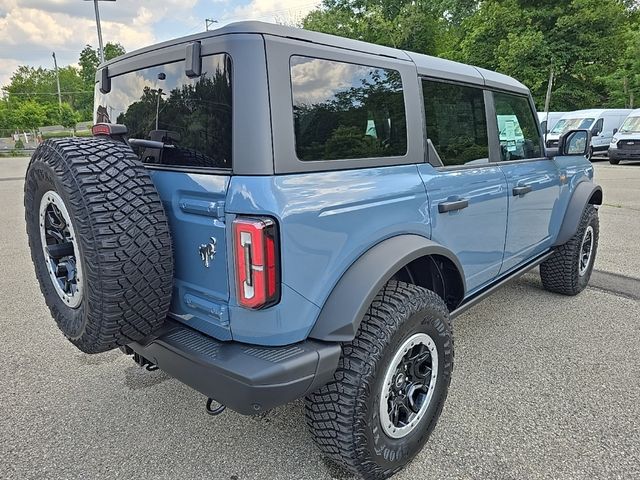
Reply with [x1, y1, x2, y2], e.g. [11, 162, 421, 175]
[128, 138, 175, 149]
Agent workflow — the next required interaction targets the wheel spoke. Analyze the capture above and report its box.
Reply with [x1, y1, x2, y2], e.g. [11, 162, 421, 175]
[47, 242, 75, 260]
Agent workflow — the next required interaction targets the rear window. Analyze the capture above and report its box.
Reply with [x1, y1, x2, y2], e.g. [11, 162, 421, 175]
[94, 54, 232, 169]
[290, 56, 407, 161]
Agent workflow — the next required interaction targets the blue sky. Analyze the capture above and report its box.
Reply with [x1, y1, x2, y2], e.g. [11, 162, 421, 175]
[0, 0, 321, 87]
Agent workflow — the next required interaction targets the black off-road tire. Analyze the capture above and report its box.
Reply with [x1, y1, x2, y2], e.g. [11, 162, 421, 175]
[587, 146, 594, 161]
[24, 138, 173, 354]
[305, 281, 453, 480]
[540, 204, 599, 295]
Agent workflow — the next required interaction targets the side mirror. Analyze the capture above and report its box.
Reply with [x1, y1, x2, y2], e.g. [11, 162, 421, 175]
[558, 129, 591, 156]
[591, 128, 600, 137]
[613, 128, 618, 135]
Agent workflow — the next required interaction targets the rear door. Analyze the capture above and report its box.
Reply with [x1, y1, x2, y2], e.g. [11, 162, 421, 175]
[490, 91, 560, 273]
[95, 34, 273, 340]
[418, 79, 508, 294]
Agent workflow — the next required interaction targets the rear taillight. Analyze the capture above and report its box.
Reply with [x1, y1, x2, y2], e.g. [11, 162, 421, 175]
[233, 217, 280, 309]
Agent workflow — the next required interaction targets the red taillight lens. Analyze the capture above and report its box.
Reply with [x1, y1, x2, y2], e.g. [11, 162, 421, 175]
[233, 217, 280, 309]
[91, 123, 112, 136]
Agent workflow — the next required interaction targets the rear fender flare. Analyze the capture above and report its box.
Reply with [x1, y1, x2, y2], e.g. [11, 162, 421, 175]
[308, 235, 465, 342]
[553, 181, 603, 246]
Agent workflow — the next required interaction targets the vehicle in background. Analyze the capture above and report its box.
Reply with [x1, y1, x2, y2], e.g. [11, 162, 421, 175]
[545, 109, 632, 158]
[608, 108, 640, 164]
[537, 111, 566, 135]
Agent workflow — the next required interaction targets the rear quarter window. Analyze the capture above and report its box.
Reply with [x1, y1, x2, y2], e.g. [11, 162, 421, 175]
[94, 53, 232, 169]
[290, 56, 407, 161]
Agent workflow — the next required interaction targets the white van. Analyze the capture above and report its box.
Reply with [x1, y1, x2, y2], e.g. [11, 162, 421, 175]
[545, 109, 632, 158]
[537, 111, 566, 134]
[608, 108, 640, 164]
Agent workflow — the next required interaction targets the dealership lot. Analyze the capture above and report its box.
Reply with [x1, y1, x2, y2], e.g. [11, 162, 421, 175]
[1, 157, 638, 479]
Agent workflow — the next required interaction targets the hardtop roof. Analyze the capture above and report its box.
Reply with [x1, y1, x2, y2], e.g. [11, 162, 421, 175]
[560, 108, 633, 119]
[102, 20, 529, 95]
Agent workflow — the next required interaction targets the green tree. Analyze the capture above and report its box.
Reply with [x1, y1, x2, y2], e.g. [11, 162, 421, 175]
[78, 43, 126, 119]
[14, 101, 46, 132]
[58, 103, 80, 133]
[456, 0, 631, 110]
[303, 1, 446, 55]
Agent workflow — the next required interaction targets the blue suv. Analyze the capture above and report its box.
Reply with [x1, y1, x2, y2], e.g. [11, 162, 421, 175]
[24, 22, 602, 480]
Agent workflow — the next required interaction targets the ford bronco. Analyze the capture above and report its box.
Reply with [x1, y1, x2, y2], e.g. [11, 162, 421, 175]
[25, 22, 602, 479]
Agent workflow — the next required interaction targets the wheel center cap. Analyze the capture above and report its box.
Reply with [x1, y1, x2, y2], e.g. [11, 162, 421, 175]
[394, 373, 406, 389]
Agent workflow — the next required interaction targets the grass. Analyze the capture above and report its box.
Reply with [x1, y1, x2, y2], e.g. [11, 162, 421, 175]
[41, 130, 92, 139]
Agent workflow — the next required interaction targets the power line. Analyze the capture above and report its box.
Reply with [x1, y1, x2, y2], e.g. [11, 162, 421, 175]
[2, 91, 93, 96]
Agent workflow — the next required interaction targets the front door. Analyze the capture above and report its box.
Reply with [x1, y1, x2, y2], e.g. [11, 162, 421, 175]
[419, 79, 508, 294]
[491, 91, 560, 273]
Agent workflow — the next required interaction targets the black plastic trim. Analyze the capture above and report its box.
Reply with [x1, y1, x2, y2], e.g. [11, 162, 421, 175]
[553, 181, 603, 246]
[451, 250, 554, 318]
[185, 41, 202, 77]
[128, 319, 341, 415]
[309, 235, 465, 342]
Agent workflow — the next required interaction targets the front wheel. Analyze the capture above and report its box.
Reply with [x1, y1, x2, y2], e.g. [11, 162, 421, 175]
[305, 281, 453, 479]
[540, 204, 599, 295]
[609, 157, 620, 165]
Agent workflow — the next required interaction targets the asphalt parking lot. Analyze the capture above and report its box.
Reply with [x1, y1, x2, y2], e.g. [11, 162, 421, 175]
[1, 156, 639, 480]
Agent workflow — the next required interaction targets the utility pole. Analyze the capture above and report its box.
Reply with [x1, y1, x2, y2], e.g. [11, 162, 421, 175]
[52, 52, 62, 108]
[543, 64, 555, 141]
[84, 0, 116, 64]
[153, 89, 166, 130]
[205, 18, 217, 31]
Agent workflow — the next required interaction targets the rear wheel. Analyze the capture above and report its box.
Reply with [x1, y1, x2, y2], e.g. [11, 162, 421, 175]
[609, 157, 620, 165]
[25, 138, 174, 353]
[305, 281, 453, 479]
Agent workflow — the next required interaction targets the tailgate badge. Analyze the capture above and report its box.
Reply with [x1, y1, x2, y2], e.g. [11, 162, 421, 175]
[199, 237, 217, 268]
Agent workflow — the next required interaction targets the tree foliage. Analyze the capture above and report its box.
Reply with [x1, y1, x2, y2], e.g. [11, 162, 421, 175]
[303, 0, 640, 111]
[0, 42, 125, 133]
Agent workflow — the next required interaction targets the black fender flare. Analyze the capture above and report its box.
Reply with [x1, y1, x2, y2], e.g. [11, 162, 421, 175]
[553, 181, 603, 247]
[308, 235, 465, 342]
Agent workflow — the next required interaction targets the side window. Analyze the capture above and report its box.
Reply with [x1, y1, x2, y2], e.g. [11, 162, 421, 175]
[493, 92, 542, 161]
[422, 80, 489, 166]
[592, 118, 603, 135]
[95, 54, 232, 169]
[290, 56, 407, 161]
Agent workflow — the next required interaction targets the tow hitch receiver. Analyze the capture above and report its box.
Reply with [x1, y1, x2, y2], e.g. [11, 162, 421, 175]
[119, 345, 158, 371]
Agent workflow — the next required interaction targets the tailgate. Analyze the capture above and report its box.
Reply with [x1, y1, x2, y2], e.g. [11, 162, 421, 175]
[149, 170, 232, 340]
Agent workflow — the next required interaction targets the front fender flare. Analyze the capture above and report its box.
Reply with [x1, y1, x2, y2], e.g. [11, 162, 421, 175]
[553, 181, 603, 246]
[308, 235, 465, 342]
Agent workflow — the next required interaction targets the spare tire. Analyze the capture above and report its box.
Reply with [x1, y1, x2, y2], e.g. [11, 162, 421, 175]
[24, 138, 173, 354]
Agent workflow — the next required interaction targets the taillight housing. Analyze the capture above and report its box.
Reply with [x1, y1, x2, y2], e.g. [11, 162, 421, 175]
[233, 216, 280, 309]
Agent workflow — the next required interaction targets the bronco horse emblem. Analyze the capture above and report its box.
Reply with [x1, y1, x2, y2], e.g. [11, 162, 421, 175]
[199, 237, 217, 268]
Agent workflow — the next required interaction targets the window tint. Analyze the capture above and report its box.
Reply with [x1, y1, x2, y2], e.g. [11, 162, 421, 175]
[290, 56, 407, 161]
[592, 118, 603, 134]
[422, 80, 489, 166]
[94, 54, 232, 169]
[494, 92, 542, 161]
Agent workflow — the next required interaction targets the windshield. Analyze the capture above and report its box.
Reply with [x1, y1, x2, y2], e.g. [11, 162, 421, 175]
[550, 117, 595, 134]
[619, 116, 640, 133]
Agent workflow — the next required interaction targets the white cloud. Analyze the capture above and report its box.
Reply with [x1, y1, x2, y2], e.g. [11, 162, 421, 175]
[291, 57, 366, 105]
[224, 0, 319, 24]
[0, 0, 199, 88]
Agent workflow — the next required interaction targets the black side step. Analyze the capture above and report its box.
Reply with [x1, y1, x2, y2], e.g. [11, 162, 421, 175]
[451, 250, 554, 318]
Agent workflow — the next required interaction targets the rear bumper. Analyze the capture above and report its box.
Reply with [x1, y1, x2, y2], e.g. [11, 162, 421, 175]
[128, 320, 341, 415]
[609, 148, 640, 160]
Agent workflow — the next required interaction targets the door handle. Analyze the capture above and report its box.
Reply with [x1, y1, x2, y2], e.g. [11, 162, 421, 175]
[512, 185, 533, 196]
[438, 198, 469, 213]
